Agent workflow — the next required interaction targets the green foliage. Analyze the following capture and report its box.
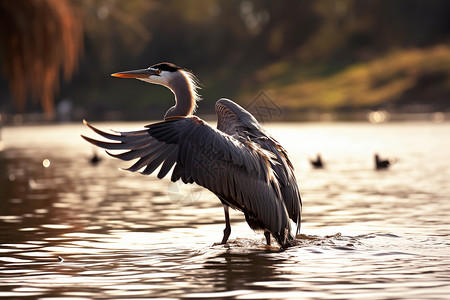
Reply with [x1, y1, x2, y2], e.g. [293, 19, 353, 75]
[2, 0, 450, 118]
[264, 46, 450, 111]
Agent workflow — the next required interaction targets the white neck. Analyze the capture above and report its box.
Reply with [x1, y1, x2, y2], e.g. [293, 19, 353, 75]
[139, 70, 200, 117]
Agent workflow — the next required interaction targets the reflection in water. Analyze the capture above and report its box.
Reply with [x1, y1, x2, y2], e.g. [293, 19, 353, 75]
[0, 122, 449, 299]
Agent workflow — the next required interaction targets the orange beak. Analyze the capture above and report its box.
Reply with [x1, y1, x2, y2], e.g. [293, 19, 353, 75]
[111, 68, 159, 78]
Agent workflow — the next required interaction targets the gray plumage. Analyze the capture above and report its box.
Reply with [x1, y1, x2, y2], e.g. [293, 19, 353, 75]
[81, 63, 301, 248]
[216, 99, 302, 235]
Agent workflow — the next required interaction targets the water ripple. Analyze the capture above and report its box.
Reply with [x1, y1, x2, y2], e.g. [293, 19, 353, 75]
[1, 122, 449, 299]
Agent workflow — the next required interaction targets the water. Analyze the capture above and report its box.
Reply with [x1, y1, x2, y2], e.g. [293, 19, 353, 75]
[1, 121, 449, 299]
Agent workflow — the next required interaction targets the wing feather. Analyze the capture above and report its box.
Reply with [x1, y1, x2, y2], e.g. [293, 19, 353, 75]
[183, 144, 195, 183]
[83, 120, 148, 141]
[123, 147, 165, 172]
[215, 99, 302, 236]
[254, 138, 302, 234]
[157, 149, 177, 179]
[82, 121, 177, 176]
[141, 145, 177, 175]
[106, 140, 161, 160]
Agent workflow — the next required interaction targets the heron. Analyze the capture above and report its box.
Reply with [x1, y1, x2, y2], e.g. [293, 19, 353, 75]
[81, 62, 302, 248]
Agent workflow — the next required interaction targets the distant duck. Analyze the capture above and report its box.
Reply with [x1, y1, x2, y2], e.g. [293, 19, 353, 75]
[89, 151, 102, 166]
[310, 154, 324, 169]
[375, 153, 391, 170]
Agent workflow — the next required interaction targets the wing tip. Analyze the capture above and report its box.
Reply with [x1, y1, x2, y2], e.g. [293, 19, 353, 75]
[80, 134, 93, 143]
[83, 119, 95, 130]
[105, 150, 117, 158]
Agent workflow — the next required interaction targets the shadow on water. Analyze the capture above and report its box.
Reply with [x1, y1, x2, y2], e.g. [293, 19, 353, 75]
[1, 122, 450, 299]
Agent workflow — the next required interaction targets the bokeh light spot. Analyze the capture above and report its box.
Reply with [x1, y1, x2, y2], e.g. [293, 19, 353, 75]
[42, 159, 51, 168]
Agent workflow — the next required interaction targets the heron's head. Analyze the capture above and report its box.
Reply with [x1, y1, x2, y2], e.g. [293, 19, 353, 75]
[111, 62, 201, 106]
[112, 62, 184, 85]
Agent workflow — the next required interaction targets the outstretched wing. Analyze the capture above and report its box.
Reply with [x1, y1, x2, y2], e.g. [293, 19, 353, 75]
[216, 99, 302, 234]
[81, 117, 292, 245]
[81, 120, 178, 178]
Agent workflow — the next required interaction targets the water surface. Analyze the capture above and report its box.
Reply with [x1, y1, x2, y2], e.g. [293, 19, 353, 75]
[1, 121, 449, 299]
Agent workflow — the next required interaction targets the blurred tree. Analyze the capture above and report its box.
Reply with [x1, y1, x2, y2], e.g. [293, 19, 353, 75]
[1, 0, 450, 119]
[0, 0, 83, 119]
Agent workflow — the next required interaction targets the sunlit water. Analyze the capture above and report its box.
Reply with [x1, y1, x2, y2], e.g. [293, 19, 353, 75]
[1, 121, 449, 299]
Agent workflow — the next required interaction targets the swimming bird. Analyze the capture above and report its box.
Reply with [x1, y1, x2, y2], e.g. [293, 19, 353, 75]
[310, 154, 324, 169]
[89, 150, 101, 166]
[375, 153, 391, 170]
[81, 63, 302, 248]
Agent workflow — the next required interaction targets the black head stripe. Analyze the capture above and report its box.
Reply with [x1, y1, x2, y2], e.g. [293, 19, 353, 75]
[150, 62, 181, 72]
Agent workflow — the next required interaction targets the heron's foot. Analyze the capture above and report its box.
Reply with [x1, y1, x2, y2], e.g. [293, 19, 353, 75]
[221, 226, 231, 244]
[264, 231, 271, 246]
[212, 241, 231, 248]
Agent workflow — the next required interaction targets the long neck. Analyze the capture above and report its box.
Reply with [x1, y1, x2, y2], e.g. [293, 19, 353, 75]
[168, 72, 196, 117]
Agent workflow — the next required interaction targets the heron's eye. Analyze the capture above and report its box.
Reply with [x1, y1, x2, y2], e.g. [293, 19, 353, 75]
[156, 69, 161, 75]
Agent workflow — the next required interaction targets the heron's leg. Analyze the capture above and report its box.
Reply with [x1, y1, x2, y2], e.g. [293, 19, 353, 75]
[221, 204, 231, 244]
[264, 231, 271, 246]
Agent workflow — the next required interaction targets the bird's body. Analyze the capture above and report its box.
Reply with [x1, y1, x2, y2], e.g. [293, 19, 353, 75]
[310, 154, 324, 169]
[375, 153, 391, 170]
[82, 63, 302, 248]
[89, 150, 101, 165]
